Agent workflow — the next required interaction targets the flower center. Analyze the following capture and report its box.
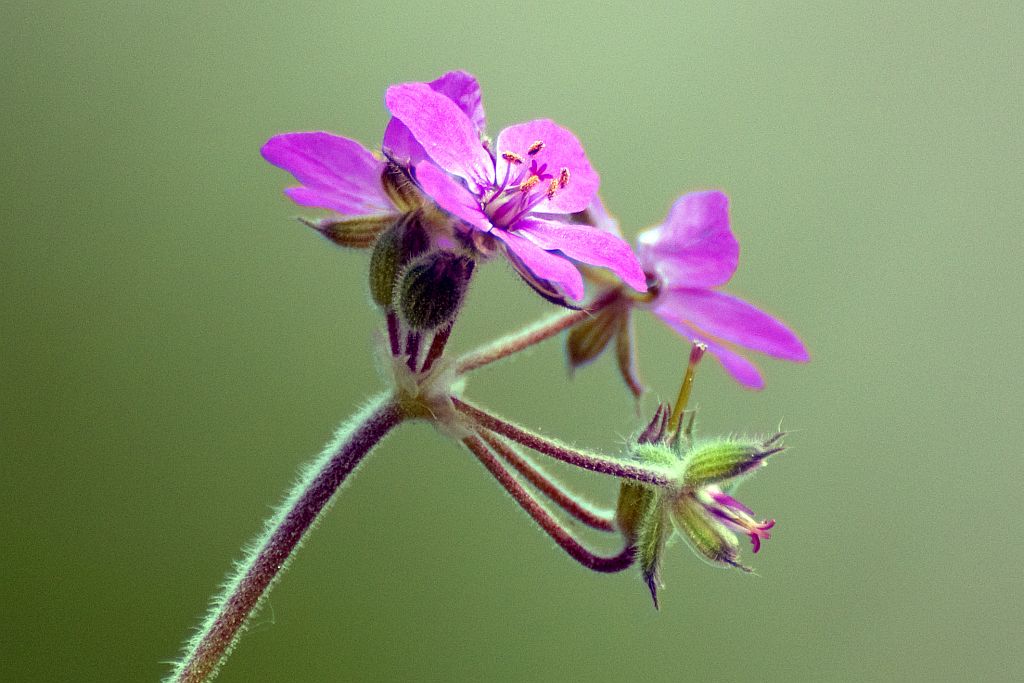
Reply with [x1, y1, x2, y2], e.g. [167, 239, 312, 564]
[478, 139, 570, 229]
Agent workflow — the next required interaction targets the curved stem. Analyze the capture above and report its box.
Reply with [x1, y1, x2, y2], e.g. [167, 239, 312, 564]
[453, 398, 673, 487]
[168, 395, 404, 683]
[477, 429, 616, 532]
[463, 434, 634, 573]
[455, 291, 616, 374]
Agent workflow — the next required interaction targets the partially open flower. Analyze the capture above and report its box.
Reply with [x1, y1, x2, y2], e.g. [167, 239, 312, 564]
[570, 192, 808, 391]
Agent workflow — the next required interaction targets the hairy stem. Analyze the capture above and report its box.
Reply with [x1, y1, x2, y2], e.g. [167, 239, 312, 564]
[477, 429, 616, 532]
[168, 395, 404, 683]
[452, 398, 674, 487]
[455, 292, 616, 374]
[463, 434, 634, 572]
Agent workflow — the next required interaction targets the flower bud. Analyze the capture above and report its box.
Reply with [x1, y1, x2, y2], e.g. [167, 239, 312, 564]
[397, 251, 474, 331]
[682, 434, 785, 487]
[368, 211, 430, 308]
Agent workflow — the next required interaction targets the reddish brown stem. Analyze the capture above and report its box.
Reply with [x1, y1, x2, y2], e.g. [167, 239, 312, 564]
[462, 434, 634, 573]
[477, 429, 616, 532]
[420, 323, 452, 374]
[452, 398, 672, 487]
[455, 291, 617, 374]
[386, 310, 401, 356]
[170, 398, 403, 683]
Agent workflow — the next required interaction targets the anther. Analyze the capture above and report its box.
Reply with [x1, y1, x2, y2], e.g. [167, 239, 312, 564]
[546, 178, 559, 199]
[558, 167, 570, 188]
[502, 151, 524, 165]
[527, 140, 545, 156]
[519, 175, 540, 192]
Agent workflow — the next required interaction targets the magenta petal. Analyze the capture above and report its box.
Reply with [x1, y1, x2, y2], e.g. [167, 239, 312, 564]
[385, 83, 493, 188]
[662, 288, 808, 361]
[515, 217, 647, 292]
[637, 191, 738, 288]
[413, 162, 491, 232]
[584, 196, 623, 237]
[492, 227, 585, 300]
[654, 314, 765, 389]
[383, 71, 487, 167]
[426, 70, 486, 132]
[495, 119, 598, 214]
[382, 117, 427, 167]
[709, 490, 755, 515]
[261, 132, 391, 215]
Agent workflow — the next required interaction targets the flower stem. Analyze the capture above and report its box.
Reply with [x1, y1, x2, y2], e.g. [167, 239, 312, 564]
[405, 331, 421, 371]
[463, 434, 635, 573]
[477, 429, 616, 532]
[386, 310, 401, 356]
[420, 323, 452, 374]
[455, 292, 616, 374]
[452, 398, 674, 487]
[168, 395, 404, 683]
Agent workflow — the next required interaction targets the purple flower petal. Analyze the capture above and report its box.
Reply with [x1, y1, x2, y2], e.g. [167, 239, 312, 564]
[654, 314, 765, 389]
[583, 196, 623, 237]
[383, 71, 487, 167]
[709, 489, 755, 515]
[427, 70, 486, 132]
[495, 120, 599, 214]
[381, 117, 425, 167]
[261, 132, 391, 215]
[413, 162, 491, 232]
[515, 217, 647, 292]
[385, 83, 493, 189]
[659, 288, 809, 361]
[637, 191, 739, 288]
[492, 227, 585, 300]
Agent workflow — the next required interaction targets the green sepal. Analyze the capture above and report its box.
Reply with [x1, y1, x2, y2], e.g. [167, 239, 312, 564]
[682, 436, 783, 487]
[381, 159, 424, 211]
[299, 214, 396, 249]
[615, 480, 656, 544]
[669, 495, 745, 570]
[635, 495, 669, 608]
[566, 305, 620, 368]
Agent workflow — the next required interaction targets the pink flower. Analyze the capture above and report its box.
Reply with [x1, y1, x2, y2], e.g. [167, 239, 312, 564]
[570, 191, 807, 390]
[638, 191, 807, 388]
[384, 75, 646, 302]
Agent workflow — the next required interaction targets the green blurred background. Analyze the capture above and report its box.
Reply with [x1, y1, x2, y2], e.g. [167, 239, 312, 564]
[2, 1, 1020, 681]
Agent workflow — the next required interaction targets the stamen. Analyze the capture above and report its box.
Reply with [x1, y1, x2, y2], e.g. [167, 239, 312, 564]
[519, 175, 540, 193]
[502, 151, 524, 165]
[527, 140, 545, 156]
[546, 178, 559, 199]
[558, 167, 570, 188]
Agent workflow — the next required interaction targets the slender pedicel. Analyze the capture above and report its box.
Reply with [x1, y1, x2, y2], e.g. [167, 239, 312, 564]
[169, 396, 404, 683]
[420, 323, 453, 374]
[456, 291, 617, 374]
[478, 429, 616, 532]
[386, 310, 401, 356]
[453, 398, 674, 486]
[463, 434, 635, 573]
[405, 331, 421, 370]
